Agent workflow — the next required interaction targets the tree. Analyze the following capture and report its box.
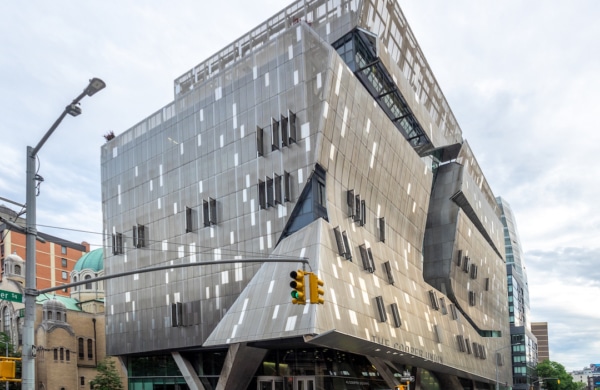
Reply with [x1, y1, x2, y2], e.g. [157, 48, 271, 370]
[90, 358, 123, 390]
[535, 360, 579, 390]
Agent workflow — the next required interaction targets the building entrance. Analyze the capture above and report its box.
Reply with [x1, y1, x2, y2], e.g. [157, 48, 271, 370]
[293, 376, 315, 390]
[257, 376, 315, 390]
[257, 376, 284, 390]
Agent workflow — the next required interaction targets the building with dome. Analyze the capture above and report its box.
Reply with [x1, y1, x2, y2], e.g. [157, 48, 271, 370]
[0, 247, 125, 389]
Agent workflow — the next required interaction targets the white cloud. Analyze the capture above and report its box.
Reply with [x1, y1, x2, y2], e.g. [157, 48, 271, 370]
[0, 0, 598, 372]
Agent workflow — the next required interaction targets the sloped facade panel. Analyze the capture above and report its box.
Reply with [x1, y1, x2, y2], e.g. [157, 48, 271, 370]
[101, 0, 512, 388]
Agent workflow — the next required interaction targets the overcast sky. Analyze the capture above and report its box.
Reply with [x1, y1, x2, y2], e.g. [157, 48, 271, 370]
[0, 0, 598, 372]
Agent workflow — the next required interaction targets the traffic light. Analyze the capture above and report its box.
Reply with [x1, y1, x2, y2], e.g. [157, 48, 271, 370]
[290, 270, 306, 304]
[0, 360, 15, 379]
[309, 272, 325, 304]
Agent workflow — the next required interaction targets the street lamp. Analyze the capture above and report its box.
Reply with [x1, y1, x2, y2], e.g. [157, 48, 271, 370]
[495, 343, 518, 390]
[23, 78, 105, 390]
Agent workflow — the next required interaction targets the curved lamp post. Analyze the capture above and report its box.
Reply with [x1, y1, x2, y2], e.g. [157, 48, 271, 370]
[23, 78, 106, 390]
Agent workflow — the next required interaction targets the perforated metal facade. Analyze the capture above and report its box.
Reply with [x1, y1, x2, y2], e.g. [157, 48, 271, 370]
[101, 0, 512, 388]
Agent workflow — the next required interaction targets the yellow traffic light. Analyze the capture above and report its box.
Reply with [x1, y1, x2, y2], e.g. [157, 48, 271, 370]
[0, 360, 15, 379]
[290, 270, 306, 305]
[309, 273, 325, 304]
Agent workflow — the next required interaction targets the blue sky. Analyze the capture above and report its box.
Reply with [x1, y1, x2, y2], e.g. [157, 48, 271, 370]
[0, 0, 598, 372]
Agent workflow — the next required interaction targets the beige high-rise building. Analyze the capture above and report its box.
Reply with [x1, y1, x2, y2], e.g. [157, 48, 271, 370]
[531, 322, 550, 362]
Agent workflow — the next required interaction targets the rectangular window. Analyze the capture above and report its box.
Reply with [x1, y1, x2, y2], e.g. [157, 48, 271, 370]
[354, 194, 361, 223]
[456, 250, 463, 267]
[274, 174, 283, 205]
[465, 339, 472, 354]
[360, 199, 366, 226]
[383, 261, 394, 284]
[429, 290, 440, 310]
[112, 233, 123, 255]
[463, 256, 471, 273]
[284, 171, 292, 202]
[359, 244, 370, 272]
[280, 114, 289, 147]
[61, 245, 67, 255]
[256, 125, 264, 157]
[87, 339, 93, 359]
[433, 324, 442, 343]
[342, 231, 352, 260]
[496, 352, 504, 366]
[202, 198, 217, 226]
[61, 258, 68, 267]
[258, 180, 266, 209]
[133, 224, 146, 248]
[171, 302, 183, 327]
[266, 176, 274, 207]
[457, 335, 466, 352]
[347, 190, 355, 218]
[54, 348, 58, 360]
[469, 290, 477, 306]
[375, 296, 387, 322]
[333, 227, 346, 257]
[78, 338, 84, 358]
[379, 217, 385, 242]
[80, 377, 85, 386]
[288, 109, 297, 143]
[185, 206, 195, 233]
[485, 277, 490, 291]
[439, 297, 448, 315]
[390, 303, 401, 328]
[470, 263, 478, 279]
[61, 271, 68, 280]
[271, 117, 280, 151]
[209, 198, 217, 225]
[203, 199, 211, 226]
[365, 247, 375, 273]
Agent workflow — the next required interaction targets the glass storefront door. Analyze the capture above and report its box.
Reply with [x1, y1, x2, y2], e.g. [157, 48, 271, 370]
[257, 376, 284, 390]
[293, 376, 315, 390]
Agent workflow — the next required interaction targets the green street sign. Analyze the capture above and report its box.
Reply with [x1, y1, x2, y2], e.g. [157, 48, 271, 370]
[0, 290, 23, 303]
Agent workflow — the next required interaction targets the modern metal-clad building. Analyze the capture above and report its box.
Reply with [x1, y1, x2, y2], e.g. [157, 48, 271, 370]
[101, 0, 512, 389]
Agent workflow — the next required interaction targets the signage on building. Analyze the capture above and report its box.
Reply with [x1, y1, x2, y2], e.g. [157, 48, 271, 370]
[0, 290, 22, 303]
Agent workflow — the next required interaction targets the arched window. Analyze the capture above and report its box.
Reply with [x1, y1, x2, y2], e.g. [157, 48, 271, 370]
[85, 275, 92, 290]
[73, 276, 78, 291]
[54, 348, 58, 360]
[14, 265, 21, 275]
[60, 347, 64, 361]
[78, 338, 84, 359]
[66, 350, 70, 361]
[3, 307, 10, 334]
[87, 339, 93, 359]
[48, 311, 53, 320]
[56, 312, 62, 322]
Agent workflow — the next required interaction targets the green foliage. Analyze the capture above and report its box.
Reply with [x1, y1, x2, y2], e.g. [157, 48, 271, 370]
[535, 360, 579, 390]
[90, 358, 123, 390]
